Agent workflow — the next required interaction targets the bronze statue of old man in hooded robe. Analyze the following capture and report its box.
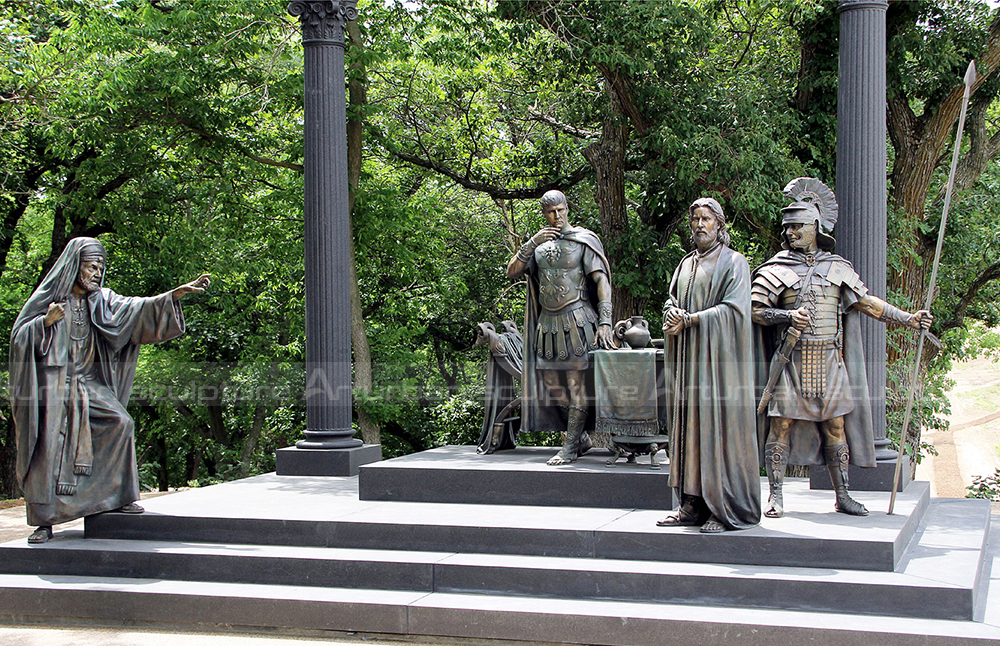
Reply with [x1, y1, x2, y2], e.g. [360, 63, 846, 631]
[9, 237, 209, 543]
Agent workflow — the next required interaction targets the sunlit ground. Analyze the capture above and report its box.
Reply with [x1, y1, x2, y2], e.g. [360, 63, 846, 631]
[917, 355, 1000, 505]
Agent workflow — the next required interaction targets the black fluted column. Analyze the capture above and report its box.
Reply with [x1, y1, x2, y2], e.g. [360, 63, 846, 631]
[277, 0, 380, 476]
[836, 0, 894, 461]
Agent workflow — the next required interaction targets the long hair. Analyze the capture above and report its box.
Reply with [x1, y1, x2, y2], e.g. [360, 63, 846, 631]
[689, 197, 730, 247]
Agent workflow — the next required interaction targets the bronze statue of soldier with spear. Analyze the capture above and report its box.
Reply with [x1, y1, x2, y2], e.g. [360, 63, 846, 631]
[753, 179, 932, 519]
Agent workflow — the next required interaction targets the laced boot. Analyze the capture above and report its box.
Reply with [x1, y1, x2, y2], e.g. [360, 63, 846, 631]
[763, 441, 788, 518]
[826, 442, 868, 516]
[547, 405, 587, 465]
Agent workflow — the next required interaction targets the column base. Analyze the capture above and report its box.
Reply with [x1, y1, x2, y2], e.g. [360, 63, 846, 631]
[276, 444, 382, 477]
[809, 455, 911, 492]
[873, 438, 898, 462]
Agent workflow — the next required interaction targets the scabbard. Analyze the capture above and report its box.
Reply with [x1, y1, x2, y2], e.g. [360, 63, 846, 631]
[757, 326, 802, 414]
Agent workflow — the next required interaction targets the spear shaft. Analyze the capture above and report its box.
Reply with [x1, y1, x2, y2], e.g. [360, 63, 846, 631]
[888, 60, 977, 515]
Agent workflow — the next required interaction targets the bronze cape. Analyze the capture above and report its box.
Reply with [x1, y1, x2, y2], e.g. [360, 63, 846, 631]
[752, 251, 876, 467]
[477, 325, 523, 454]
[9, 238, 186, 526]
[520, 227, 610, 434]
[664, 245, 761, 530]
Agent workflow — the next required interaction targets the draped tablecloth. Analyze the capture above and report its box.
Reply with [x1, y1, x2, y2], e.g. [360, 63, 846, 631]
[593, 349, 663, 436]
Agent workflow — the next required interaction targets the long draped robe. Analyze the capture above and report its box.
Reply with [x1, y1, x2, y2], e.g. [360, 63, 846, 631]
[9, 238, 186, 526]
[663, 245, 761, 530]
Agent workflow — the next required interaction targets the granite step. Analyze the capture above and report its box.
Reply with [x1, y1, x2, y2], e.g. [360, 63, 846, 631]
[0, 573, 997, 646]
[1, 497, 990, 620]
[358, 445, 677, 509]
[83, 475, 932, 572]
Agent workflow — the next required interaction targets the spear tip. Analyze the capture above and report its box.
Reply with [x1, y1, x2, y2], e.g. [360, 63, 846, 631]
[965, 60, 977, 88]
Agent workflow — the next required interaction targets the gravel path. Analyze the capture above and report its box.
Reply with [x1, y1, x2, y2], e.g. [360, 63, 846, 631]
[916, 356, 1000, 511]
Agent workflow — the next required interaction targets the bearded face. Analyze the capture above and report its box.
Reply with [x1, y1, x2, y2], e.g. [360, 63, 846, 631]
[76, 258, 104, 293]
[689, 206, 720, 252]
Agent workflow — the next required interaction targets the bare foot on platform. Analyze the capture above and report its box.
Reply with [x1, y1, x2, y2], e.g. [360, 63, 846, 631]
[699, 516, 726, 533]
[547, 452, 576, 466]
[27, 526, 52, 544]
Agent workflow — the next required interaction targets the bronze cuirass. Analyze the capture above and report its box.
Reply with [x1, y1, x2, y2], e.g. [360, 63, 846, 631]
[779, 268, 842, 339]
[534, 238, 588, 312]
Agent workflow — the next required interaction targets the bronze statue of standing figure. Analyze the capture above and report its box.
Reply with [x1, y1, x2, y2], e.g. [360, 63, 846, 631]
[507, 190, 613, 465]
[9, 237, 210, 544]
[657, 198, 761, 533]
[752, 179, 932, 518]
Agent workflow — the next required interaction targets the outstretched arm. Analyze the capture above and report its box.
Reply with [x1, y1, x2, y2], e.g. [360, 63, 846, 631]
[171, 274, 211, 301]
[853, 294, 932, 330]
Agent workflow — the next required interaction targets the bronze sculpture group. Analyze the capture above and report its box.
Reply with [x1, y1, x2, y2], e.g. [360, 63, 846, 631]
[9, 180, 932, 544]
[505, 180, 931, 532]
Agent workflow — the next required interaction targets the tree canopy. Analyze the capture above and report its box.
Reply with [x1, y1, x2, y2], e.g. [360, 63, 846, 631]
[2, 0, 1000, 498]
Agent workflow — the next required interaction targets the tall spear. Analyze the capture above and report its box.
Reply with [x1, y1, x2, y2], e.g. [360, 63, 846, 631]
[888, 60, 977, 515]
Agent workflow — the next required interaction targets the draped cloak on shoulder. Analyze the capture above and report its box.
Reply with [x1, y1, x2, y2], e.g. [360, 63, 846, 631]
[520, 227, 610, 434]
[9, 238, 185, 526]
[663, 245, 761, 530]
[751, 251, 875, 468]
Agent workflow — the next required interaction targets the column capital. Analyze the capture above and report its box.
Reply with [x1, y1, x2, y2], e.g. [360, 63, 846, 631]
[288, 0, 358, 45]
[838, 0, 888, 13]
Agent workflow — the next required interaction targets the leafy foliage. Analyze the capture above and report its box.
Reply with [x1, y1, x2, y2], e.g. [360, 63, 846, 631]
[967, 468, 1000, 502]
[3, 0, 1000, 498]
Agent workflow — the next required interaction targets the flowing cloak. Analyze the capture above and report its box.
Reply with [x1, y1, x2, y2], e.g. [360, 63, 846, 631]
[752, 251, 875, 467]
[477, 326, 523, 454]
[663, 245, 761, 530]
[9, 237, 186, 526]
[521, 227, 610, 434]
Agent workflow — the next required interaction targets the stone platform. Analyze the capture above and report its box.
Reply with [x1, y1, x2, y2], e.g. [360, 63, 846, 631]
[359, 445, 675, 509]
[0, 446, 995, 645]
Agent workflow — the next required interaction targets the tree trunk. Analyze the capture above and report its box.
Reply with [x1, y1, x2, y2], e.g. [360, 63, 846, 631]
[156, 434, 169, 492]
[582, 118, 644, 323]
[347, 20, 380, 446]
[238, 404, 267, 479]
[186, 448, 202, 483]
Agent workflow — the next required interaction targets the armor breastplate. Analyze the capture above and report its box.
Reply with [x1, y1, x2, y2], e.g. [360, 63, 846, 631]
[779, 273, 841, 338]
[535, 238, 588, 312]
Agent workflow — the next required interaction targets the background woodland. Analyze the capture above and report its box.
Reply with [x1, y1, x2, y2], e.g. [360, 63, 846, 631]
[2, 0, 1000, 498]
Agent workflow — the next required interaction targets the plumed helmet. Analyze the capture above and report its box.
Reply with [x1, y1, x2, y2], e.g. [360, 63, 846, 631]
[780, 177, 839, 250]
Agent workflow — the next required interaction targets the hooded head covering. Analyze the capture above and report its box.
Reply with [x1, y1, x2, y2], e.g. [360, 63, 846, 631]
[11, 237, 106, 337]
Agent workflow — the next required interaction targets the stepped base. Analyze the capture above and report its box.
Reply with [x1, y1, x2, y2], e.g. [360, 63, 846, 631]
[3, 492, 987, 621]
[276, 443, 381, 476]
[0, 446, 994, 646]
[83, 474, 930, 571]
[359, 445, 675, 509]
